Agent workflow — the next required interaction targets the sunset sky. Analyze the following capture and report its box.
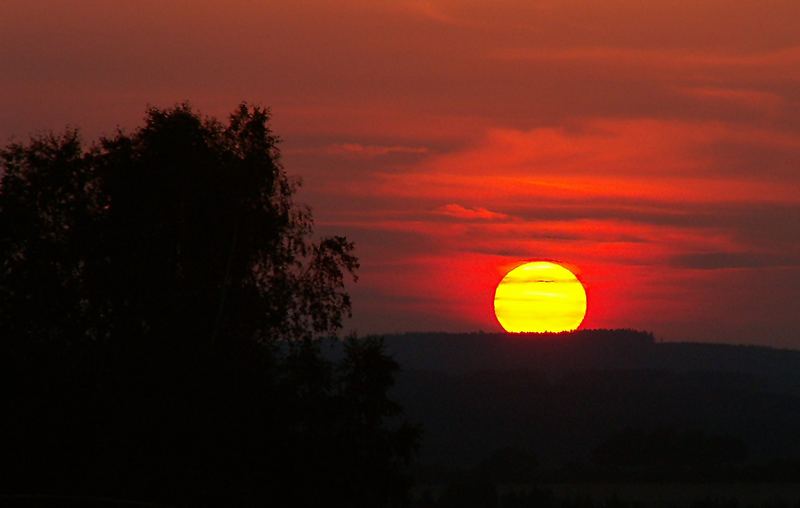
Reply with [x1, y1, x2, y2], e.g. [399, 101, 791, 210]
[2, 1, 799, 345]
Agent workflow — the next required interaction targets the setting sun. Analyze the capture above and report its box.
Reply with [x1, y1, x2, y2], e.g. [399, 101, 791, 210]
[494, 261, 587, 333]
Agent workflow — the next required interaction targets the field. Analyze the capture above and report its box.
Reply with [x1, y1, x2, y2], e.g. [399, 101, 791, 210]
[545, 483, 800, 507]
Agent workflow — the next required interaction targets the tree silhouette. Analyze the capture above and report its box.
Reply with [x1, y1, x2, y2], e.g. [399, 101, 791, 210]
[0, 104, 418, 507]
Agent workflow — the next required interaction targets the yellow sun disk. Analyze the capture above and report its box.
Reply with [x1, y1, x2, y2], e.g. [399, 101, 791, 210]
[494, 261, 587, 333]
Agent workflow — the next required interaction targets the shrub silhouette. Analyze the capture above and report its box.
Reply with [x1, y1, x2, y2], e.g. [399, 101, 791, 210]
[0, 104, 418, 507]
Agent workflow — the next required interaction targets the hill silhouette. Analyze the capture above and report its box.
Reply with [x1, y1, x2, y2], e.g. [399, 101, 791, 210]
[375, 330, 800, 471]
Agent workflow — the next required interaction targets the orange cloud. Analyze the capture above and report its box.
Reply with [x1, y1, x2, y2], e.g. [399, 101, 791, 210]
[490, 46, 800, 71]
[398, 1, 471, 26]
[327, 142, 429, 157]
[435, 204, 510, 220]
[369, 119, 800, 205]
[678, 87, 784, 113]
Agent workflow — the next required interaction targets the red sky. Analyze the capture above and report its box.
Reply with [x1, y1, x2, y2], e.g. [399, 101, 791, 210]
[2, 1, 800, 345]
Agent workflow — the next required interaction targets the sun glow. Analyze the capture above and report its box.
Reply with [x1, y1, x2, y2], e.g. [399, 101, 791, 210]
[494, 261, 587, 333]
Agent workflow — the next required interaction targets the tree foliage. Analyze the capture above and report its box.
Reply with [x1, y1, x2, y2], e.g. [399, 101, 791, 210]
[1, 103, 357, 348]
[0, 104, 418, 507]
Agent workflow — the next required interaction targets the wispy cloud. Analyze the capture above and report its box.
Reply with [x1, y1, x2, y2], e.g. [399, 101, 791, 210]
[669, 252, 800, 270]
[435, 203, 510, 221]
[677, 86, 783, 113]
[399, 1, 472, 27]
[373, 120, 800, 204]
[490, 46, 800, 71]
[326, 142, 429, 157]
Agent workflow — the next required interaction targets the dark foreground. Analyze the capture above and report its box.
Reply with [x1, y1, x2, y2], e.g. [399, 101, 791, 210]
[414, 482, 800, 508]
[383, 330, 800, 468]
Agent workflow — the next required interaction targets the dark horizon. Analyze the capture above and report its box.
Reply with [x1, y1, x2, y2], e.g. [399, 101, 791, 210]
[380, 329, 800, 476]
[372, 328, 800, 352]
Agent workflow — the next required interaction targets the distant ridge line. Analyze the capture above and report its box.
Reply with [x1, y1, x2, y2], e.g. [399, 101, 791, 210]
[380, 328, 799, 353]
[375, 329, 800, 376]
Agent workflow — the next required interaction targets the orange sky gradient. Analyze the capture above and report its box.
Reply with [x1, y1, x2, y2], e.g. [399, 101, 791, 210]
[2, 1, 799, 345]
